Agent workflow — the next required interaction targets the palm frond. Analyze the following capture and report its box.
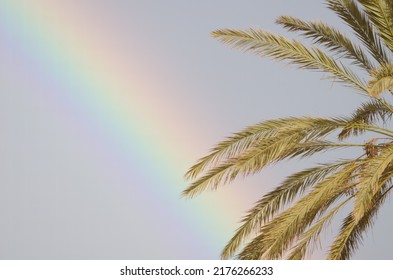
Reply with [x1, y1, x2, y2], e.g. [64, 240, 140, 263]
[352, 144, 393, 222]
[184, 116, 377, 198]
[368, 64, 393, 97]
[184, 138, 348, 198]
[276, 15, 373, 70]
[237, 160, 363, 260]
[338, 98, 393, 140]
[289, 141, 364, 158]
[184, 117, 345, 197]
[185, 114, 393, 198]
[326, 0, 390, 64]
[358, 0, 393, 54]
[185, 126, 270, 180]
[221, 161, 353, 259]
[184, 117, 340, 181]
[369, 77, 393, 97]
[212, 28, 368, 93]
[185, 0, 393, 259]
[288, 197, 351, 260]
[328, 183, 393, 259]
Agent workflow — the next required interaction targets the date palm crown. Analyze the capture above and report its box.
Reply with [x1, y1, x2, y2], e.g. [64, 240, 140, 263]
[184, 0, 393, 259]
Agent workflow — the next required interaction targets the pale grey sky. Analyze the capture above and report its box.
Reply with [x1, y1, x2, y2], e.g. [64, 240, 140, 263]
[0, 0, 392, 259]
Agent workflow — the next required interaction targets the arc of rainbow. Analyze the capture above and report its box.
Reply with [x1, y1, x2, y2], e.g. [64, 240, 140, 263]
[0, 1, 253, 258]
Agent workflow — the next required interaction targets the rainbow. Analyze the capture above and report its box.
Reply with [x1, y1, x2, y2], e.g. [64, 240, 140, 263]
[0, 1, 256, 258]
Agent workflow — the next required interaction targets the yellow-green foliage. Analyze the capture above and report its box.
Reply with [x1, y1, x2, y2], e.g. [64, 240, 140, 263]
[184, 0, 393, 260]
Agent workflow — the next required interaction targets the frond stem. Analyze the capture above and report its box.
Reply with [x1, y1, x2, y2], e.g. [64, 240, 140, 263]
[356, 124, 393, 138]
[377, 98, 393, 114]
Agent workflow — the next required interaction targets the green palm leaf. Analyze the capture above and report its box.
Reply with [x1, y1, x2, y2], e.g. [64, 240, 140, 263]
[368, 64, 393, 97]
[288, 197, 351, 260]
[237, 160, 364, 260]
[183, 117, 388, 198]
[338, 98, 393, 139]
[185, 0, 393, 259]
[359, 0, 393, 53]
[184, 117, 344, 197]
[211, 28, 368, 93]
[221, 161, 353, 259]
[353, 144, 393, 221]
[328, 182, 393, 259]
[276, 15, 373, 70]
[326, 0, 390, 64]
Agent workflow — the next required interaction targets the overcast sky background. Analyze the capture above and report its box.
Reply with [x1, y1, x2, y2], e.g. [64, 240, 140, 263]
[1, 0, 392, 259]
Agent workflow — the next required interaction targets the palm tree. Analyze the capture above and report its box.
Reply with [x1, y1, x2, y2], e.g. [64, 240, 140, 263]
[183, 0, 393, 260]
